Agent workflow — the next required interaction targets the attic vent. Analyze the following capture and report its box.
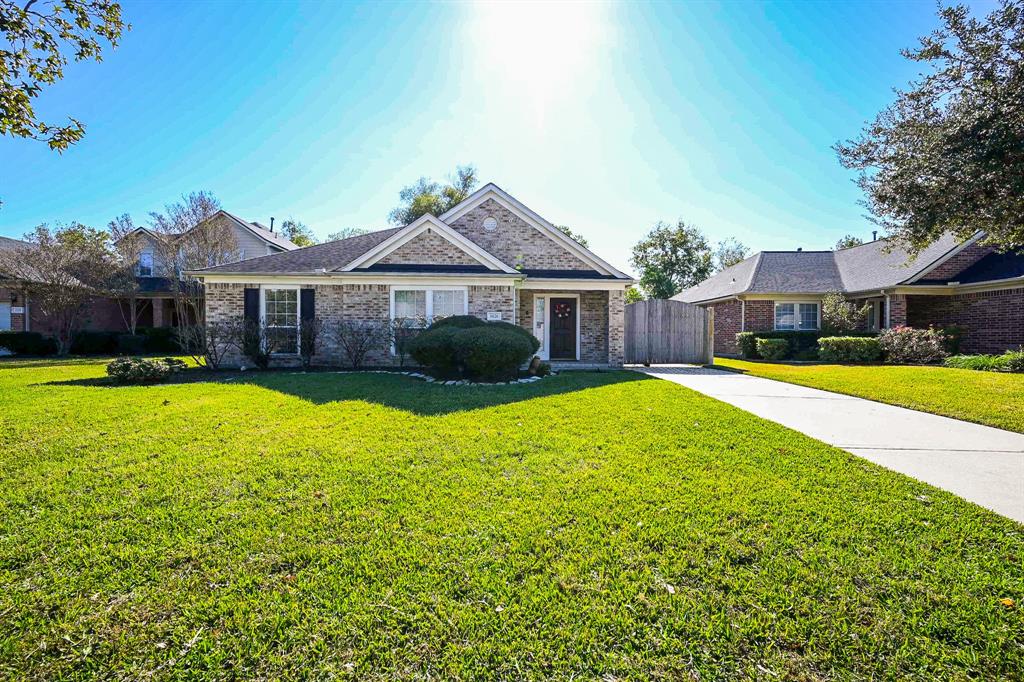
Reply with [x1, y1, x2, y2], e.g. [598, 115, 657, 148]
[483, 216, 498, 232]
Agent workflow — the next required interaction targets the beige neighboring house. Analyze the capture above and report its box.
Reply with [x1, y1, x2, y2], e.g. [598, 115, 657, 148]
[192, 183, 634, 368]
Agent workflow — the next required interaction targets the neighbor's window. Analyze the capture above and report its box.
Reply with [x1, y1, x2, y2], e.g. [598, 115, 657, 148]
[264, 288, 299, 353]
[774, 302, 819, 330]
[138, 251, 153, 277]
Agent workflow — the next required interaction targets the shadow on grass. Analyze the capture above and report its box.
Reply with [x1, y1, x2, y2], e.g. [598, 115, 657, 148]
[43, 368, 655, 416]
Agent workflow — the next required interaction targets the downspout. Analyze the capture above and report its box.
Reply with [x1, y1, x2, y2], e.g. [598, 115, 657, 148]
[740, 298, 745, 332]
[883, 290, 891, 329]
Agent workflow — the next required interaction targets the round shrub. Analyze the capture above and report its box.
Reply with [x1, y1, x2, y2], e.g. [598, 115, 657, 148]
[106, 357, 172, 385]
[878, 326, 947, 364]
[429, 315, 488, 330]
[818, 336, 882, 363]
[487, 320, 541, 354]
[408, 326, 461, 375]
[455, 326, 534, 380]
[755, 337, 789, 361]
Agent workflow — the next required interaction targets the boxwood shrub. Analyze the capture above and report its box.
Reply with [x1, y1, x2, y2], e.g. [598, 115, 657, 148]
[409, 317, 540, 380]
[755, 338, 789, 361]
[818, 336, 882, 363]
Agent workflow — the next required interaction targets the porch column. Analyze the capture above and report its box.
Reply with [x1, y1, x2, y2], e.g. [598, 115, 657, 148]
[887, 293, 907, 328]
[608, 289, 624, 366]
[152, 298, 165, 328]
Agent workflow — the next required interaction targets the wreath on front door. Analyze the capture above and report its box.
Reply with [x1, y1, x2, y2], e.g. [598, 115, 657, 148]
[553, 303, 572, 319]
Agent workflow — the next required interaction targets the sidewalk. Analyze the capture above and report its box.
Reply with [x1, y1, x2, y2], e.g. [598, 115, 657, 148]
[634, 365, 1024, 523]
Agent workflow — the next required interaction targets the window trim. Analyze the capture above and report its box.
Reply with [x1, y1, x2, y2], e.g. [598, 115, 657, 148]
[773, 300, 820, 331]
[388, 285, 469, 354]
[260, 285, 301, 355]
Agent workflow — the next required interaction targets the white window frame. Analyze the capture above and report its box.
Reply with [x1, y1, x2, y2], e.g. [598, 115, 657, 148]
[388, 285, 469, 354]
[533, 293, 580, 361]
[260, 285, 301, 355]
[137, 250, 154, 277]
[773, 301, 820, 331]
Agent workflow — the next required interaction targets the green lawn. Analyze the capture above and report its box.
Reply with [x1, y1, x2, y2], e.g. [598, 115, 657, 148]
[0, 359, 1021, 680]
[713, 358, 1024, 433]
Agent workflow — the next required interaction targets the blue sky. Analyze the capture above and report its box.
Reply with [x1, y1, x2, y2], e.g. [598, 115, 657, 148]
[0, 0, 992, 274]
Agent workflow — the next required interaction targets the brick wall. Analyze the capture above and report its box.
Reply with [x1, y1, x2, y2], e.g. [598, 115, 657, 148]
[709, 299, 742, 354]
[467, 285, 516, 322]
[607, 289, 624, 366]
[907, 288, 1024, 353]
[925, 243, 994, 281]
[448, 198, 590, 270]
[744, 300, 774, 332]
[889, 294, 908, 327]
[378, 229, 480, 266]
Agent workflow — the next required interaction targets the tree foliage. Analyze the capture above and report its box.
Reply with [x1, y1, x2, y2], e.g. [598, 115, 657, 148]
[836, 1, 1024, 252]
[630, 220, 713, 299]
[834, 234, 865, 250]
[713, 238, 749, 271]
[821, 291, 871, 334]
[389, 165, 477, 225]
[555, 225, 589, 248]
[279, 218, 317, 247]
[1, 0, 128, 151]
[326, 227, 369, 242]
[107, 213, 146, 334]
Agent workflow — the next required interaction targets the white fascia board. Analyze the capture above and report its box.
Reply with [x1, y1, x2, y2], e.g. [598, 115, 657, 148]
[339, 214, 517, 273]
[519, 279, 631, 291]
[440, 184, 631, 279]
[195, 273, 522, 287]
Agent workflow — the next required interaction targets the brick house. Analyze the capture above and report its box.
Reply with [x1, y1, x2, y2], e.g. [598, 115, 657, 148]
[673, 233, 1024, 355]
[192, 183, 633, 368]
[0, 213, 296, 336]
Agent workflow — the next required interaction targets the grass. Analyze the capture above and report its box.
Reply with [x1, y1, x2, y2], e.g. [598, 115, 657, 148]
[0, 358, 1021, 680]
[714, 357, 1024, 434]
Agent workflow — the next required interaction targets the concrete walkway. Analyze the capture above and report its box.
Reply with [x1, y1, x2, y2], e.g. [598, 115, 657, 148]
[633, 365, 1024, 524]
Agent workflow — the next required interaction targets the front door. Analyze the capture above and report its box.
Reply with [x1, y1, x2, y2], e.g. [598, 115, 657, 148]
[549, 297, 577, 360]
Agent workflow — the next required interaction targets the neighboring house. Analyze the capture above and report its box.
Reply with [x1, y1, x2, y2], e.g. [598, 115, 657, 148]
[192, 183, 633, 368]
[674, 233, 1024, 355]
[0, 211, 297, 335]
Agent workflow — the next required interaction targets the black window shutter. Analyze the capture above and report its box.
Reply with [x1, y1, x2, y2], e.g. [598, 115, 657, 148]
[301, 288, 315, 322]
[243, 288, 260, 322]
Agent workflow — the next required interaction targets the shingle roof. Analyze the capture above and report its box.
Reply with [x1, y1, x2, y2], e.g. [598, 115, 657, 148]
[220, 212, 298, 251]
[197, 227, 402, 274]
[0, 236, 27, 251]
[674, 234, 972, 303]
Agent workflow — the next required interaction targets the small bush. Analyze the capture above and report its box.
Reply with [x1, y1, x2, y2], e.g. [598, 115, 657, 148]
[818, 336, 882, 363]
[878, 326, 948, 364]
[71, 331, 120, 355]
[534, 361, 552, 377]
[755, 338, 789, 361]
[117, 334, 147, 355]
[105, 357, 172, 384]
[408, 326, 461, 375]
[944, 348, 1024, 373]
[488, 320, 541, 354]
[161, 357, 188, 373]
[736, 330, 844, 359]
[430, 315, 487, 330]
[937, 325, 966, 355]
[0, 331, 58, 356]
[456, 326, 534, 380]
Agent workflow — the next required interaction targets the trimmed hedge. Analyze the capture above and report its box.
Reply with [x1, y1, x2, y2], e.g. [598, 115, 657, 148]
[409, 317, 540, 380]
[0, 331, 58, 356]
[737, 331, 823, 359]
[818, 336, 882, 363]
[755, 338, 789, 361]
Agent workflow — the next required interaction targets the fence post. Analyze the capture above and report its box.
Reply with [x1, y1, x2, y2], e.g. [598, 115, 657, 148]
[705, 306, 715, 365]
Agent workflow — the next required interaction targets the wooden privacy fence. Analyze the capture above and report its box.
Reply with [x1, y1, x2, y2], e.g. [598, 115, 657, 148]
[624, 299, 713, 365]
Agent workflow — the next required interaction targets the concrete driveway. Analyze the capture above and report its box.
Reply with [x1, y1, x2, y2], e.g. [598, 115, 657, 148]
[633, 365, 1024, 524]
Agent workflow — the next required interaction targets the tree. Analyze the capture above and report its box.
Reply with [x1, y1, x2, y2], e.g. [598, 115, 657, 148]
[107, 213, 147, 335]
[836, 1, 1024, 252]
[555, 225, 589, 248]
[713, 238, 749, 271]
[624, 287, 644, 304]
[1, 0, 128, 151]
[326, 227, 369, 242]
[630, 220, 713, 299]
[148, 191, 233, 330]
[835, 234, 864, 250]
[388, 165, 477, 225]
[0, 223, 117, 354]
[821, 291, 871, 334]
[279, 218, 317, 247]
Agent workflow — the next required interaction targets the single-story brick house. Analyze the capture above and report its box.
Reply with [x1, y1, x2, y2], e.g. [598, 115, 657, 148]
[192, 183, 633, 368]
[674, 233, 1024, 355]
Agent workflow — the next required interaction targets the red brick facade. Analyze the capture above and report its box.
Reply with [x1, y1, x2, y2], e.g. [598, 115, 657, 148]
[709, 299, 742, 354]
[907, 288, 1024, 353]
[925, 243, 993, 281]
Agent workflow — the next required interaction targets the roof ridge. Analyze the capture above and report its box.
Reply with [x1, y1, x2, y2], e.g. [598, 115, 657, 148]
[744, 252, 765, 292]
